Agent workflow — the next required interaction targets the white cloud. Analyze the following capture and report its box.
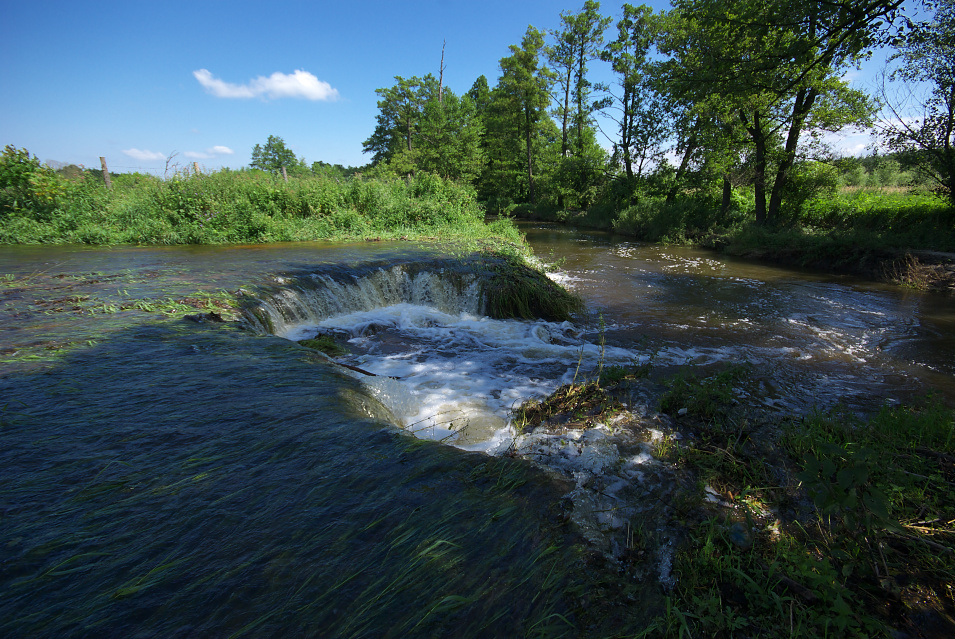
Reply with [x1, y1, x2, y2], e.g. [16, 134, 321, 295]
[184, 146, 235, 160]
[122, 148, 166, 161]
[820, 128, 878, 157]
[840, 69, 861, 84]
[193, 68, 340, 101]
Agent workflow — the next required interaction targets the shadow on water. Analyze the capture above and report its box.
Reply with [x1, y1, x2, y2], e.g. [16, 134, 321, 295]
[0, 318, 633, 637]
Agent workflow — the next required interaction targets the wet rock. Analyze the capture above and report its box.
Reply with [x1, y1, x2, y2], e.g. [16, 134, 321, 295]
[727, 521, 754, 550]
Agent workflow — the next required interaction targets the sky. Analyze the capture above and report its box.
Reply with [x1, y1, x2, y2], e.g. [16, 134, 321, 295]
[0, 0, 912, 175]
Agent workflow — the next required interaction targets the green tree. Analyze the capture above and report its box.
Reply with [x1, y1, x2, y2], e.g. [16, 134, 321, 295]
[878, 0, 955, 205]
[363, 75, 484, 182]
[659, 0, 900, 225]
[467, 75, 492, 116]
[599, 3, 667, 180]
[250, 135, 301, 174]
[494, 26, 555, 205]
[546, 1, 611, 157]
[362, 75, 435, 168]
[416, 90, 486, 182]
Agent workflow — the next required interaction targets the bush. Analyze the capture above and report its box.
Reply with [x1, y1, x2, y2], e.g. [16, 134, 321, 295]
[1, 145, 63, 219]
[778, 161, 840, 226]
[613, 193, 747, 243]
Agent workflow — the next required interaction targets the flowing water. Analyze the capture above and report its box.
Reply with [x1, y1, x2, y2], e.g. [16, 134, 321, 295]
[1, 228, 953, 637]
[520, 223, 955, 413]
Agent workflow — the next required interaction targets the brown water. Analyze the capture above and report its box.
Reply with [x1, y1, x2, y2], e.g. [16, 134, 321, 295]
[521, 222, 955, 412]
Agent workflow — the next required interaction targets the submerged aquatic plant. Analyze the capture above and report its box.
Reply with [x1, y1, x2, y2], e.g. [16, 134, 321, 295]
[297, 334, 348, 357]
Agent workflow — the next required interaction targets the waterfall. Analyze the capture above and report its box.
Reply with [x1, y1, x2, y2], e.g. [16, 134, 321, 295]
[243, 262, 483, 337]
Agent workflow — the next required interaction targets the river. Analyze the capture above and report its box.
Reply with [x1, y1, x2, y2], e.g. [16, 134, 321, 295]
[1, 224, 952, 637]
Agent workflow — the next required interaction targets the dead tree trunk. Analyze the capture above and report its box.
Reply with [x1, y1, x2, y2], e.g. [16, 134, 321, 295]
[99, 157, 112, 190]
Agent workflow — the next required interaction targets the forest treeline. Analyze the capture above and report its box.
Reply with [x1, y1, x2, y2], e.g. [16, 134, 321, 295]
[357, 0, 954, 246]
[2, 0, 953, 256]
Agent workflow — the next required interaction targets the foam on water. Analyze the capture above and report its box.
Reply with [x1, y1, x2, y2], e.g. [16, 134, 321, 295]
[283, 303, 639, 453]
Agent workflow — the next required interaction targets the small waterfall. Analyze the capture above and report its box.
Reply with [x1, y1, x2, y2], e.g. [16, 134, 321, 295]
[243, 262, 483, 337]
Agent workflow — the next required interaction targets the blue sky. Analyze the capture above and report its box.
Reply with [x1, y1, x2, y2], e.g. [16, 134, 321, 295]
[1, 0, 905, 175]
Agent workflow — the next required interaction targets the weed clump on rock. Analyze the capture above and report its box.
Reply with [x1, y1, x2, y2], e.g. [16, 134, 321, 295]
[481, 256, 582, 322]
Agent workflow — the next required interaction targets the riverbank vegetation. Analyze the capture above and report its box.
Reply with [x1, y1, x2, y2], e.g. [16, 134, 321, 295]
[357, 0, 954, 285]
[4, 2, 954, 289]
[517, 361, 955, 636]
[0, 145, 521, 249]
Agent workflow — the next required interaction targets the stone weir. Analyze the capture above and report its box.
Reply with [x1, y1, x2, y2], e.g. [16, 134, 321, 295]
[239, 254, 579, 337]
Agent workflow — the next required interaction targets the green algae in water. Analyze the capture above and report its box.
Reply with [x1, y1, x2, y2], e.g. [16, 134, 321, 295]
[0, 320, 621, 637]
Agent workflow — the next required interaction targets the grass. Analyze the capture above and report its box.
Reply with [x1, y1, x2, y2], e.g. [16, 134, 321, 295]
[659, 364, 751, 423]
[297, 334, 348, 357]
[514, 380, 624, 434]
[648, 375, 955, 637]
[0, 167, 525, 247]
[480, 254, 584, 322]
[513, 357, 955, 636]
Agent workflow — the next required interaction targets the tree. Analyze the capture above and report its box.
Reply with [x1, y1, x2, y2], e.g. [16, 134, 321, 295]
[878, 0, 955, 205]
[659, 0, 900, 225]
[363, 75, 485, 181]
[362, 75, 434, 167]
[599, 3, 667, 180]
[546, 1, 611, 156]
[494, 26, 554, 204]
[467, 75, 492, 115]
[416, 90, 486, 182]
[250, 135, 300, 174]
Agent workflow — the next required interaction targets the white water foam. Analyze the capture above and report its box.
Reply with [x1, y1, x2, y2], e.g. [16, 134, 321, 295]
[283, 303, 640, 453]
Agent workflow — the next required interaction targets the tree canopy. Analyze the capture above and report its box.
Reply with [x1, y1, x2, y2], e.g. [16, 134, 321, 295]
[879, 0, 955, 205]
[355, 1, 937, 227]
[250, 135, 303, 175]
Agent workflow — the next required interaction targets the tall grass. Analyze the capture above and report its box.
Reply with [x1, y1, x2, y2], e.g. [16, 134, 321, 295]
[799, 189, 955, 252]
[0, 164, 521, 246]
[604, 185, 955, 258]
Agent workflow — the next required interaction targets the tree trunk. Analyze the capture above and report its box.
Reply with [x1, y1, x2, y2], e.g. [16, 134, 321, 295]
[438, 41, 446, 104]
[575, 48, 586, 153]
[622, 83, 634, 180]
[525, 107, 536, 204]
[746, 110, 768, 226]
[721, 174, 733, 214]
[767, 87, 818, 225]
[666, 128, 698, 204]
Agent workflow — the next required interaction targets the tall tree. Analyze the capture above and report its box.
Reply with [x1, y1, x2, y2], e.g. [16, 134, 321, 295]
[495, 26, 554, 204]
[362, 75, 435, 167]
[599, 3, 667, 180]
[659, 0, 900, 225]
[363, 75, 484, 182]
[416, 90, 486, 182]
[467, 75, 492, 116]
[546, 1, 611, 156]
[878, 0, 955, 205]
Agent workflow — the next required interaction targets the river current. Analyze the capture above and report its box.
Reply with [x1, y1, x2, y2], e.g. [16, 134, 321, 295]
[1, 224, 952, 636]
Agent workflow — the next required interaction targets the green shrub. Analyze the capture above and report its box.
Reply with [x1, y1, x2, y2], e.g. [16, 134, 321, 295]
[1, 145, 65, 220]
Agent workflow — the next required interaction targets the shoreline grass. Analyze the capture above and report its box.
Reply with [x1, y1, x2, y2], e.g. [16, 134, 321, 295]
[515, 361, 955, 636]
[523, 187, 955, 291]
[0, 166, 524, 248]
